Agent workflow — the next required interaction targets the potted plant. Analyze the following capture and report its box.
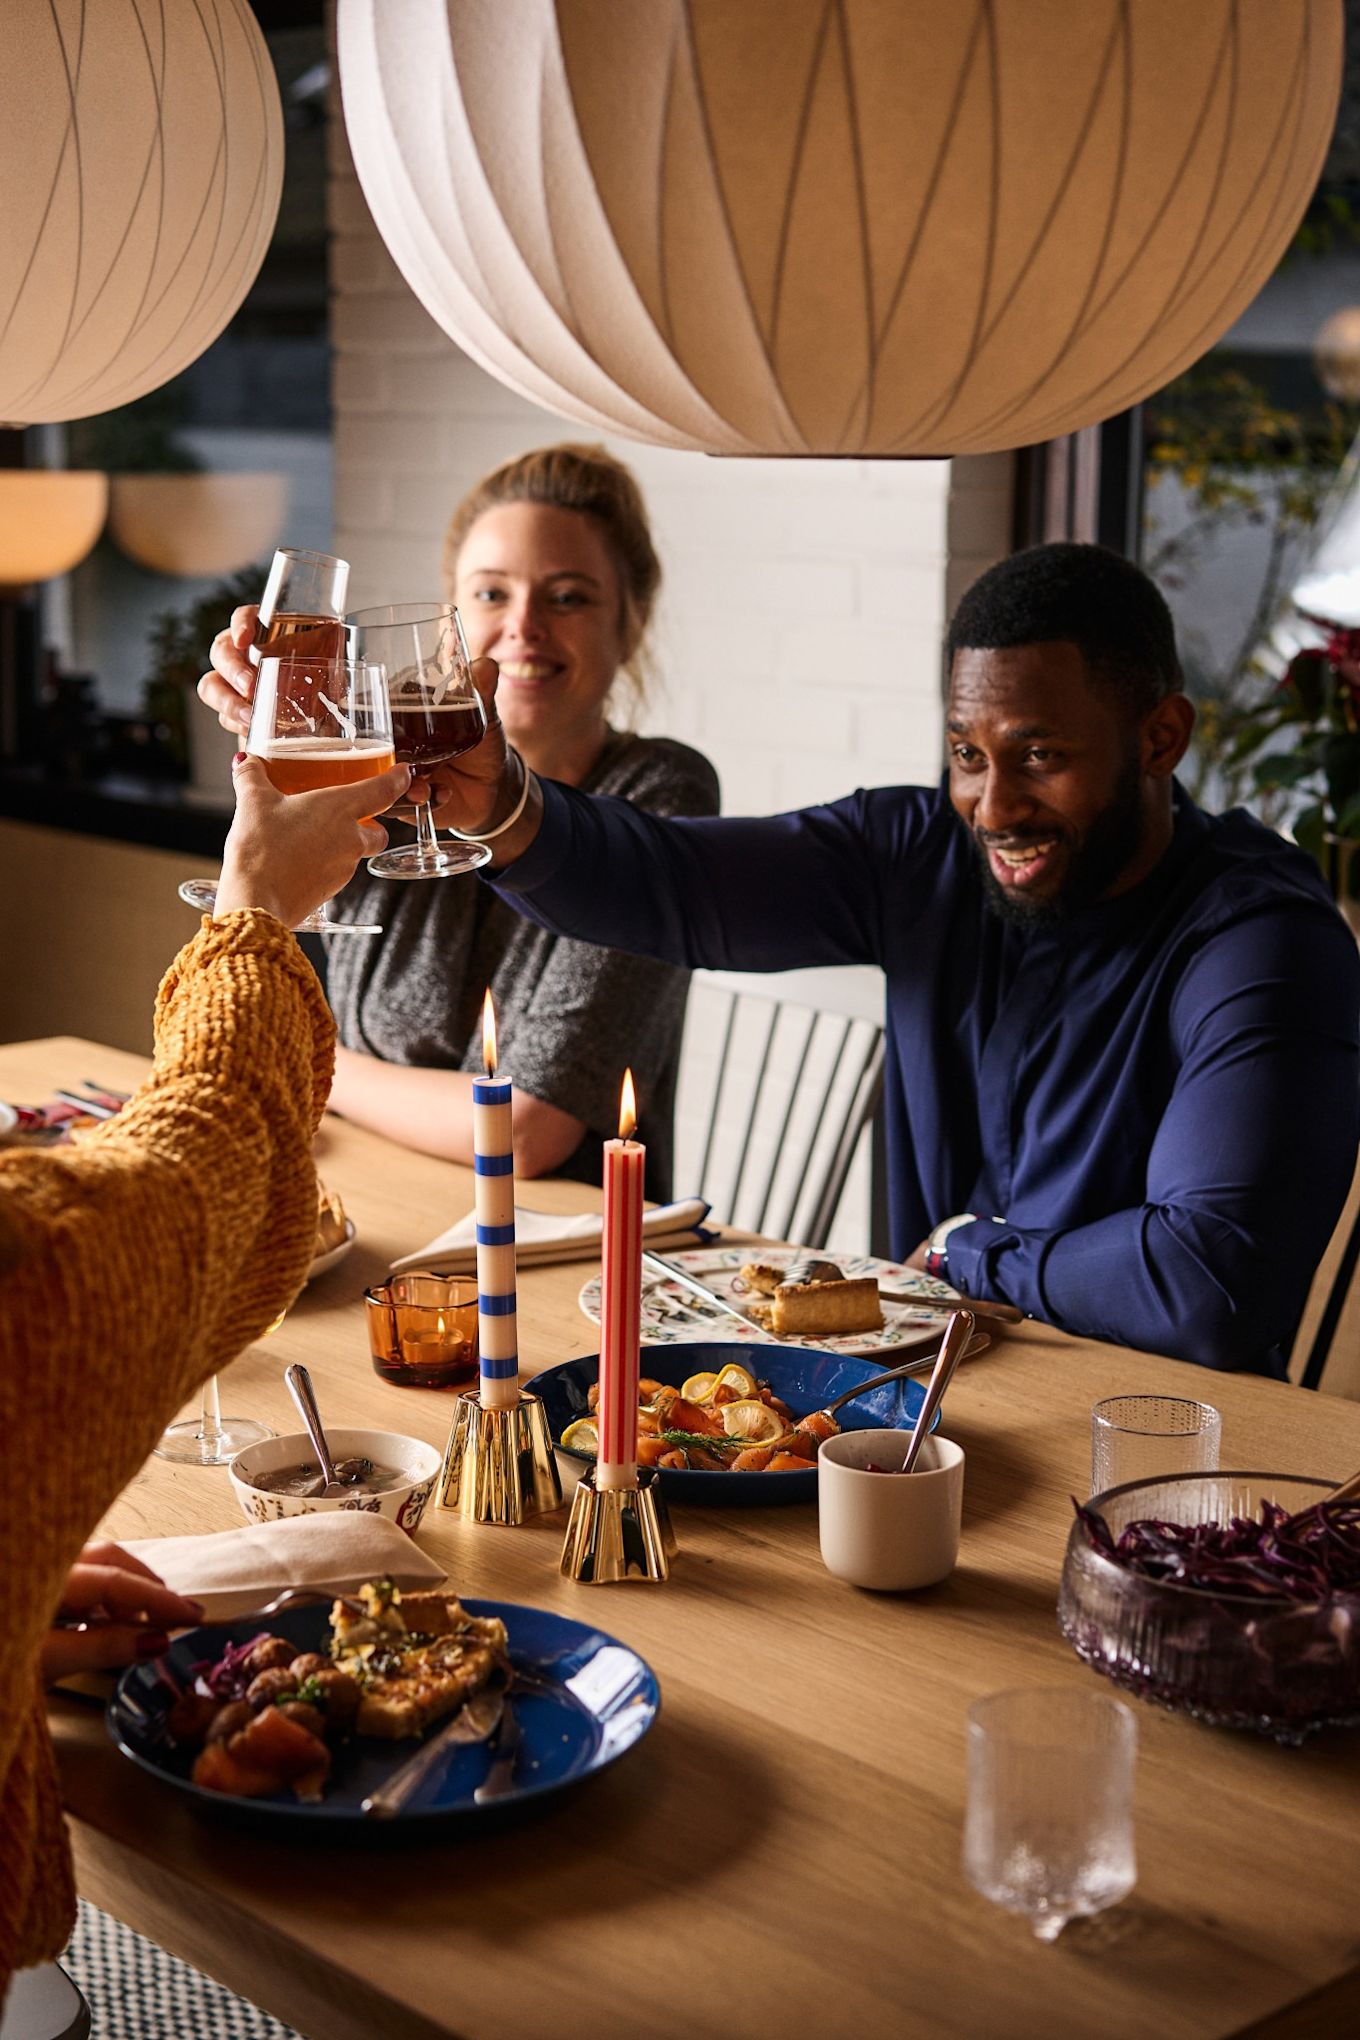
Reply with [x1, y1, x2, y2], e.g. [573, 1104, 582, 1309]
[1230, 613, 1360, 935]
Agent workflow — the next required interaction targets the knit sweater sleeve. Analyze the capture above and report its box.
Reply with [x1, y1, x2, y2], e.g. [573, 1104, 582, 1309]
[0, 910, 335, 1993]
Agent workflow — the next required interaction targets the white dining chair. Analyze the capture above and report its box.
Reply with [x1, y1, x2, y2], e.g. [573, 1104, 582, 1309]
[674, 967, 886, 1251]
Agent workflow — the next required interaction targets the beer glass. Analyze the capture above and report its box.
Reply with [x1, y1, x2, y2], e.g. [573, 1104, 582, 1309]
[179, 655, 395, 936]
[253, 548, 350, 664]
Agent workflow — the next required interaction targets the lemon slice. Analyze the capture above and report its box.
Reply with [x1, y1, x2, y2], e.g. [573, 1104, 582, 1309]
[719, 1399, 789, 1444]
[713, 1362, 759, 1399]
[561, 1417, 599, 1457]
[681, 1370, 719, 1404]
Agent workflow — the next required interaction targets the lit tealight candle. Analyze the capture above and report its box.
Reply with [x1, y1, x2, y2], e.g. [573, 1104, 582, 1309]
[597, 1069, 644, 1490]
[472, 990, 519, 1412]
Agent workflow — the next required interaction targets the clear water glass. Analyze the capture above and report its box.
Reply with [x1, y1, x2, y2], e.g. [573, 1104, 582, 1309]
[1090, 1394, 1221, 1496]
[964, 1686, 1137, 1941]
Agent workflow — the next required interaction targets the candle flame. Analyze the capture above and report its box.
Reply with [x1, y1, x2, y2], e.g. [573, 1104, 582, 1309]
[436, 1313, 446, 1337]
[619, 1067, 637, 1140]
[482, 989, 497, 1075]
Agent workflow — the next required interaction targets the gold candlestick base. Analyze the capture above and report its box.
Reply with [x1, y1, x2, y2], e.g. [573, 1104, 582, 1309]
[437, 1388, 562, 1525]
[559, 1467, 676, 1583]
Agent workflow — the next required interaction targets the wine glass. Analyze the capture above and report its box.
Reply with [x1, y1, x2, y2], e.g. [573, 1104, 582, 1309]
[348, 603, 491, 880]
[178, 654, 396, 936]
[253, 548, 350, 664]
[156, 1370, 274, 1466]
[156, 1308, 287, 1466]
[963, 1687, 1137, 1941]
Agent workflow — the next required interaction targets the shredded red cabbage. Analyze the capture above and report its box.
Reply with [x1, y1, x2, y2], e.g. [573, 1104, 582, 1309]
[189, 1633, 272, 1699]
[1074, 1497, 1360, 1602]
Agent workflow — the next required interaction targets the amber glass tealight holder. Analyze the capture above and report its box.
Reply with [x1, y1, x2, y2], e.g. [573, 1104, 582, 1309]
[365, 1272, 478, 1389]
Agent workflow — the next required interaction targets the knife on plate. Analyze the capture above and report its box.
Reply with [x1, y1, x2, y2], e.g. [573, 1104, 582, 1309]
[641, 1251, 754, 1327]
[361, 1685, 506, 1818]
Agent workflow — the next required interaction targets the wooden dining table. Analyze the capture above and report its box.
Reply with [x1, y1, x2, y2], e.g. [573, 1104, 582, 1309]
[11, 1033, 1360, 2040]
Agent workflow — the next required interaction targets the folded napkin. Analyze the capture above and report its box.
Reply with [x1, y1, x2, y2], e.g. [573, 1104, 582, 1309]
[122, 1512, 448, 1622]
[391, 1196, 713, 1275]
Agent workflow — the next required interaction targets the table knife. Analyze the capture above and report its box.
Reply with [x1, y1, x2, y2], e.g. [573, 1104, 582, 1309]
[878, 1289, 1024, 1323]
[641, 1251, 754, 1327]
[361, 1686, 505, 1818]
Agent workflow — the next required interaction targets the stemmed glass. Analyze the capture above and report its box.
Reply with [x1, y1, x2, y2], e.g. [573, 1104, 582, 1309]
[155, 1368, 275, 1466]
[348, 603, 491, 880]
[178, 654, 396, 936]
[963, 1687, 1137, 1940]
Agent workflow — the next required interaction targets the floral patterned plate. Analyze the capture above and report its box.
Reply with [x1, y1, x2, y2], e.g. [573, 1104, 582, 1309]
[577, 1246, 961, 1357]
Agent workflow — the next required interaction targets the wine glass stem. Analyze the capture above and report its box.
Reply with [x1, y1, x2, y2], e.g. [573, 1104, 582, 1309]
[412, 795, 442, 865]
[201, 1374, 224, 1448]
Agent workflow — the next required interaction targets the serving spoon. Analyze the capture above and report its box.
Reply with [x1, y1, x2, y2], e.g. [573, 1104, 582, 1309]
[283, 1363, 369, 1499]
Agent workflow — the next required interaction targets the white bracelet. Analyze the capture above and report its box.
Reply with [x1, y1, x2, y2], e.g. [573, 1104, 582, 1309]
[451, 750, 534, 842]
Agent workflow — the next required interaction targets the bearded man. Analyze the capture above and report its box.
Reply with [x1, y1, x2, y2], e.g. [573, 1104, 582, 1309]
[436, 543, 1360, 1375]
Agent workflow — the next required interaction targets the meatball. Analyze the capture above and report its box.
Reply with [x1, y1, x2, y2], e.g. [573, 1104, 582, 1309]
[204, 1700, 253, 1744]
[240, 1635, 295, 1679]
[287, 1653, 329, 1680]
[305, 1667, 361, 1731]
[246, 1666, 300, 1710]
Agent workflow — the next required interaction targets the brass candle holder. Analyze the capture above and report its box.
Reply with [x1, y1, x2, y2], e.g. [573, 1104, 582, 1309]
[560, 1466, 676, 1583]
[438, 1388, 562, 1526]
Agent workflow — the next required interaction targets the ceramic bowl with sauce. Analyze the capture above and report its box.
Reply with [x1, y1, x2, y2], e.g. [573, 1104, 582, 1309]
[228, 1428, 441, 1532]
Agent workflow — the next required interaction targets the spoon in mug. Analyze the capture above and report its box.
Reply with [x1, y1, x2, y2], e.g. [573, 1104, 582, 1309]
[283, 1363, 369, 1499]
[898, 1310, 976, 1474]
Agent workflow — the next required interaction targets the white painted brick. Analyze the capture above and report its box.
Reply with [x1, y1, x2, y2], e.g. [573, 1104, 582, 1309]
[336, 415, 448, 473]
[332, 356, 387, 412]
[337, 533, 447, 612]
[336, 474, 397, 534]
[331, 235, 410, 297]
[857, 558, 949, 625]
[332, 292, 450, 357]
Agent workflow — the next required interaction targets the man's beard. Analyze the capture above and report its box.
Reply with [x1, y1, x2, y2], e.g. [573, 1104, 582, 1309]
[975, 752, 1146, 928]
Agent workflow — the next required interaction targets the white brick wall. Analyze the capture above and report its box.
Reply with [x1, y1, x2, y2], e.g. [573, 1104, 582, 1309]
[327, 98, 1012, 1251]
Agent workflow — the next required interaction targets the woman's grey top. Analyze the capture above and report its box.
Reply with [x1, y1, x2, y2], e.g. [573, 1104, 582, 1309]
[325, 732, 720, 1199]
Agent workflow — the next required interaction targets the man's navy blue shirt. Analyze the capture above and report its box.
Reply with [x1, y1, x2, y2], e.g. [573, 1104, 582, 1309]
[495, 778, 1360, 1375]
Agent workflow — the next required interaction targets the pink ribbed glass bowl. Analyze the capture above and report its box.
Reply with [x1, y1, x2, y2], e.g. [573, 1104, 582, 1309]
[1058, 1471, 1359, 1745]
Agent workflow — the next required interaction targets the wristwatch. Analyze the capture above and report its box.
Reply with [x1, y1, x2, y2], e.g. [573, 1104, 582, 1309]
[923, 1213, 977, 1282]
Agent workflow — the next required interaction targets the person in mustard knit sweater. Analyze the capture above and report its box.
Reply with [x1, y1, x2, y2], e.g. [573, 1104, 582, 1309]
[0, 748, 410, 2011]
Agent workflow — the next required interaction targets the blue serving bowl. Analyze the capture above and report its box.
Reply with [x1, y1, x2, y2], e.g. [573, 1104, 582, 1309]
[524, 1341, 936, 1505]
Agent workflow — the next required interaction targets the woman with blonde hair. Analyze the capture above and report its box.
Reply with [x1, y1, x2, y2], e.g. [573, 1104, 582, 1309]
[203, 444, 718, 1198]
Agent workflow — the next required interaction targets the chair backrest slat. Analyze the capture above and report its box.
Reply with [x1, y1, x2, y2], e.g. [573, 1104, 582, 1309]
[678, 972, 886, 1251]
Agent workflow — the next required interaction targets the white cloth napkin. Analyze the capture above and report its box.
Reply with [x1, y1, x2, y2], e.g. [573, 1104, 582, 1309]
[122, 1513, 447, 1621]
[390, 1195, 712, 1274]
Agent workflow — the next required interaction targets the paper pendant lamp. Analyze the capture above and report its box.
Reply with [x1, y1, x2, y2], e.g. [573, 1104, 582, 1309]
[1, 0, 284, 427]
[339, 0, 1342, 458]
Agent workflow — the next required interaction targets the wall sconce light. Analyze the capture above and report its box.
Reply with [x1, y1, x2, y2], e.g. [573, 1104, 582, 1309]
[108, 473, 290, 578]
[0, 472, 109, 590]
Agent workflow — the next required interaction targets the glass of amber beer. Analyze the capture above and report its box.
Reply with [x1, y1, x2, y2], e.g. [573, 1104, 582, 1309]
[254, 547, 350, 665]
[247, 653, 397, 933]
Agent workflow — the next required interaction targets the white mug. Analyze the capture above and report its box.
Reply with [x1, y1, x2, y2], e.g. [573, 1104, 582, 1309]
[817, 1430, 965, 1591]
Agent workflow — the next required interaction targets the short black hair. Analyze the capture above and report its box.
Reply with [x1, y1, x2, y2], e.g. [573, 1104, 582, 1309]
[946, 543, 1182, 719]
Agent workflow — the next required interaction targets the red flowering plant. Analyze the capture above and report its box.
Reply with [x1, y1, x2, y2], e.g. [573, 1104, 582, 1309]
[1229, 612, 1360, 916]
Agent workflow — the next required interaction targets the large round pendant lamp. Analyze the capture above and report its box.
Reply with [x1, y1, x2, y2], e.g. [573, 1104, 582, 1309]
[339, 0, 1342, 458]
[1, 0, 284, 427]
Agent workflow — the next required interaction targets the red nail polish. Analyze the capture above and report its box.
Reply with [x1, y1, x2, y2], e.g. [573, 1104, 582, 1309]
[232, 751, 247, 766]
[135, 1631, 170, 1659]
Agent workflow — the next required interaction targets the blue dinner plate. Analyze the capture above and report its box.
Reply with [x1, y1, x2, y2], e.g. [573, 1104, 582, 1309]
[107, 1602, 658, 1827]
[524, 1341, 937, 1505]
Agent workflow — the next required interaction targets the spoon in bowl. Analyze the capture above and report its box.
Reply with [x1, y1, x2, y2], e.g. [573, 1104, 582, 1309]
[283, 1363, 369, 1499]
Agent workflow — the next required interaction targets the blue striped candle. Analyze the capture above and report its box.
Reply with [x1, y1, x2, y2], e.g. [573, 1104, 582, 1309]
[473, 991, 519, 1411]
